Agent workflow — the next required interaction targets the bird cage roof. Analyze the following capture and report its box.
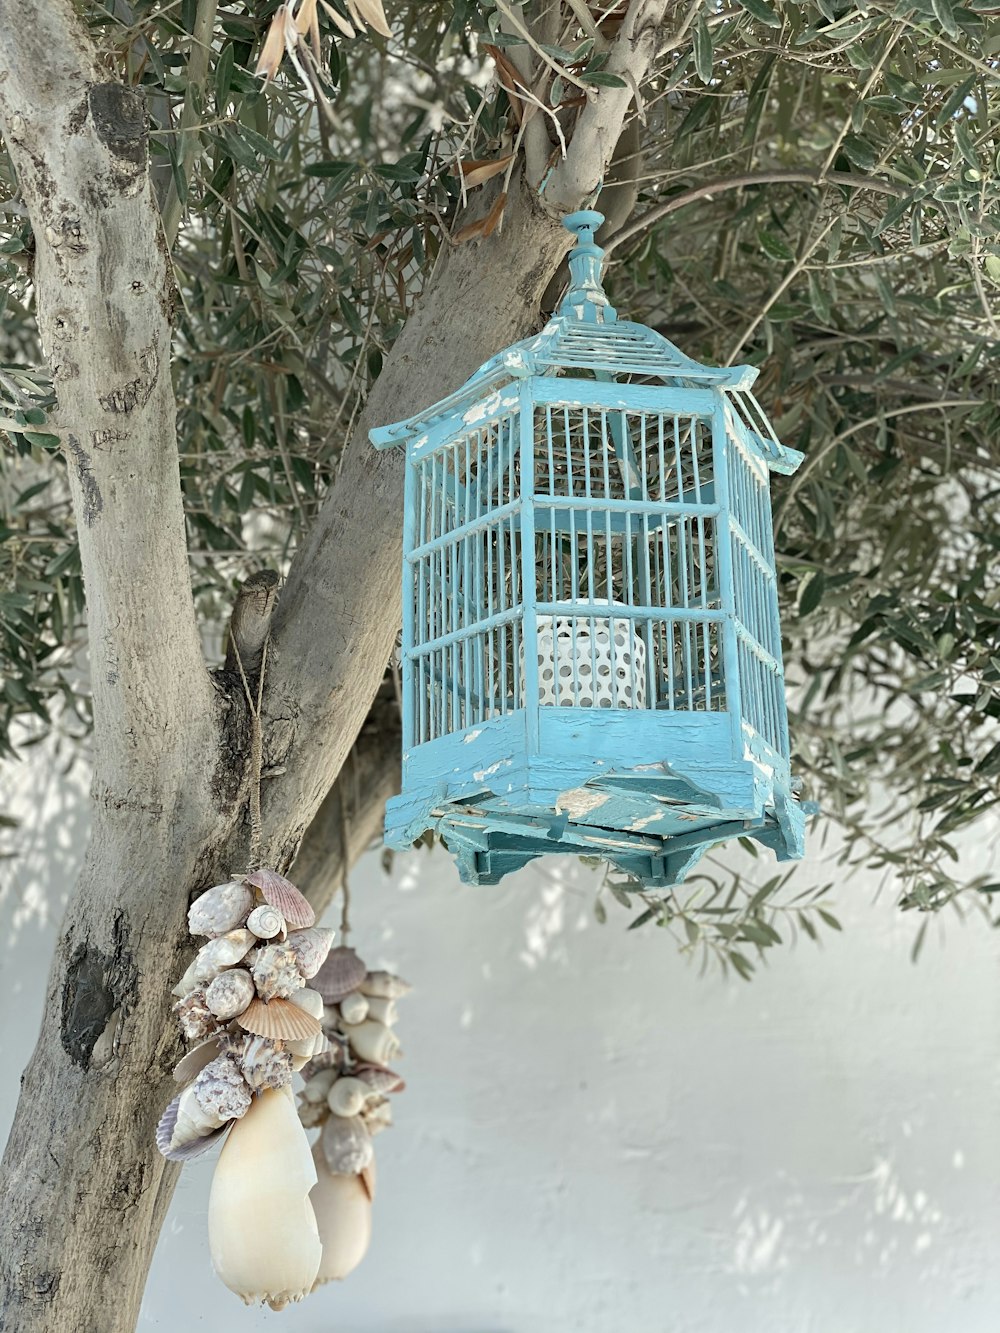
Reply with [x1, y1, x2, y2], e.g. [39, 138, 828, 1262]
[371, 211, 803, 478]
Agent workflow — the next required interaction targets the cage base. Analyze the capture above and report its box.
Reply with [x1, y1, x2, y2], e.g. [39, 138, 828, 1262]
[384, 770, 806, 889]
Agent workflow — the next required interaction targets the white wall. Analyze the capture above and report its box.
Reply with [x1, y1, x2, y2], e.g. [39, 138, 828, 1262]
[2, 750, 999, 1332]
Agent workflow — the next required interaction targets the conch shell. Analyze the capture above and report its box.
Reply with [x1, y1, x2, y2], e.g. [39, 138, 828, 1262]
[338, 990, 369, 1025]
[340, 1017, 400, 1066]
[244, 868, 315, 928]
[188, 881, 254, 938]
[156, 1093, 230, 1162]
[326, 1076, 377, 1119]
[286, 926, 335, 980]
[363, 995, 398, 1027]
[310, 1145, 373, 1285]
[239, 1035, 294, 1092]
[173, 989, 221, 1042]
[359, 970, 411, 999]
[205, 968, 255, 1021]
[251, 942, 306, 1001]
[321, 1112, 373, 1175]
[172, 930, 256, 997]
[156, 1056, 250, 1159]
[209, 1085, 322, 1309]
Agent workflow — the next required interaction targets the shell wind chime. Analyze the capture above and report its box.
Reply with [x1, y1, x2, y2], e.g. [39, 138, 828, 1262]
[157, 866, 409, 1309]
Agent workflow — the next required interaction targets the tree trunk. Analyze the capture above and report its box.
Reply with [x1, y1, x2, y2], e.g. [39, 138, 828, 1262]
[0, 0, 667, 1325]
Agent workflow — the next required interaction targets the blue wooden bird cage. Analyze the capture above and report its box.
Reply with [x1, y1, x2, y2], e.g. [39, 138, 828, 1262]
[371, 210, 808, 887]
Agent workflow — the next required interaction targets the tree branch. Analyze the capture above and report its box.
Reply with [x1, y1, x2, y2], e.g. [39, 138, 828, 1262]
[542, 0, 669, 214]
[293, 678, 401, 918]
[0, 0, 213, 797]
[604, 170, 910, 255]
[224, 568, 280, 678]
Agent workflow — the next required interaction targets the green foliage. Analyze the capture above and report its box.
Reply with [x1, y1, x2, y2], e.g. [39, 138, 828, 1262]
[1, 1, 998, 936]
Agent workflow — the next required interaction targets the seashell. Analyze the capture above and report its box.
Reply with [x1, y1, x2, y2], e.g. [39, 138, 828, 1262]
[310, 1145, 373, 1285]
[173, 1036, 222, 1086]
[298, 1098, 329, 1128]
[340, 1017, 400, 1066]
[354, 1064, 405, 1095]
[193, 1054, 253, 1123]
[237, 996, 322, 1042]
[239, 1035, 294, 1092]
[285, 1029, 329, 1060]
[188, 881, 254, 938]
[314, 946, 368, 1004]
[321, 1112, 373, 1176]
[205, 968, 256, 1021]
[361, 1098, 393, 1135]
[209, 1085, 322, 1309]
[301, 1047, 344, 1082]
[303, 1068, 339, 1105]
[173, 989, 221, 1042]
[162, 1083, 228, 1153]
[359, 970, 411, 1000]
[361, 1157, 376, 1203]
[156, 1093, 230, 1161]
[326, 1076, 376, 1119]
[246, 904, 285, 940]
[172, 930, 256, 996]
[286, 926, 335, 980]
[289, 987, 324, 1020]
[363, 995, 398, 1027]
[244, 868, 315, 928]
[251, 942, 306, 1002]
[338, 991, 369, 1025]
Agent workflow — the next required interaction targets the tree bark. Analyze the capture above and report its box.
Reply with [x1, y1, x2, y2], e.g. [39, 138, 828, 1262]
[0, 1, 669, 1328]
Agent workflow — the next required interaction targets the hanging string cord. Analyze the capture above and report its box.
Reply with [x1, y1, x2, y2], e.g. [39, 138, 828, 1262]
[231, 635, 269, 872]
[336, 770, 351, 941]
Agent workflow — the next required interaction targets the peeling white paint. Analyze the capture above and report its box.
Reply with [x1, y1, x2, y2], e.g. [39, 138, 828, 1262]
[556, 786, 610, 819]
[473, 758, 512, 781]
[463, 730, 483, 744]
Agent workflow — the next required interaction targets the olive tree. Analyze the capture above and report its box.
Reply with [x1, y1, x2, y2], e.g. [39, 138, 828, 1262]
[1, 1, 997, 1328]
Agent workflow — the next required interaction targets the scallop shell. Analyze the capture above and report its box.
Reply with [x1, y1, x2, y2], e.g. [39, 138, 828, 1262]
[188, 881, 254, 938]
[173, 989, 221, 1042]
[240, 1035, 294, 1092]
[205, 968, 256, 1021]
[156, 1093, 230, 1161]
[245, 868, 315, 928]
[359, 970, 412, 999]
[247, 904, 286, 940]
[286, 927, 335, 980]
[251, 942, 306, 1002]
[321, 1112, 373, 1175]
[172, 1035, 222, 1085]
[338, 991, 369, 1025]
[314, 947, 368, 1003]
[237, 996, 322, 1042]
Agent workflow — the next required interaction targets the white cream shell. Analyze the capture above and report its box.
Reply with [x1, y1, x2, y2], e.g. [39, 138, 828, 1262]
[208, 1085, 322, 1309]
[310, 1146, 373, 1285]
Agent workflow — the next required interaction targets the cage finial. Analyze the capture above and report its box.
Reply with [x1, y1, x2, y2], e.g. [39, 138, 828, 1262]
[560, 210, 617, 324]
